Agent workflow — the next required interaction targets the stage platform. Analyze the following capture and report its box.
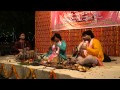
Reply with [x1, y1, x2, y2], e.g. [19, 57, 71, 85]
[0, 55, 120, 79]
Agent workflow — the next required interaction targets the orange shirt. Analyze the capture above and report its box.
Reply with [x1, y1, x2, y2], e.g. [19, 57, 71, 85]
[87, 38, 104, 62]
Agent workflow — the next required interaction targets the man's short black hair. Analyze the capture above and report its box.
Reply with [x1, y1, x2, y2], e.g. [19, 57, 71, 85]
[51, 36, 55, 41]
[20, 32, 25, 36]
[53, 33, 62, 41]
[82, 29, 94, 38]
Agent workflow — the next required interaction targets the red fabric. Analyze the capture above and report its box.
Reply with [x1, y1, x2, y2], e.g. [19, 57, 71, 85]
[51, 11, 120, 31]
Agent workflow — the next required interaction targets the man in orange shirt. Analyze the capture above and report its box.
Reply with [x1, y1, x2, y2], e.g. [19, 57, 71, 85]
[77, 29, 104, 67]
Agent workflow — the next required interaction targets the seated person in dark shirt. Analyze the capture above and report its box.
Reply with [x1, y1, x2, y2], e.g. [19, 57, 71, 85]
[14, 33, 31, 54]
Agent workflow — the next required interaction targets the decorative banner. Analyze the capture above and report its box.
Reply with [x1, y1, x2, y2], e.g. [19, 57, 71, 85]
[51, 11, 120, 31]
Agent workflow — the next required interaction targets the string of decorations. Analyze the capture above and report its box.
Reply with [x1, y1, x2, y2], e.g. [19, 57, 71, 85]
[0, 63, 57, 79]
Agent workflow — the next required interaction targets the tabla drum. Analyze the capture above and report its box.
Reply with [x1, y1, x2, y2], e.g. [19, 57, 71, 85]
[16, 50, 36, 61]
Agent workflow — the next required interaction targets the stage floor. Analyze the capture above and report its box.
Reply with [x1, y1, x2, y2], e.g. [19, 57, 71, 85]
[0, 55, 120, 79]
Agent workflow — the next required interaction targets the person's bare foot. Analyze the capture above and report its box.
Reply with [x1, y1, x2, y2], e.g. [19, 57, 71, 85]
[92, 64, 96, 67]
[47, 61, 52, 64]
[40, 60, 47, 65]
[39, 61, 43, 65]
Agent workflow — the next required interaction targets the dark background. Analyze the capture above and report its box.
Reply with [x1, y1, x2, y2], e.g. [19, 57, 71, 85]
[0, 11, 35, 55]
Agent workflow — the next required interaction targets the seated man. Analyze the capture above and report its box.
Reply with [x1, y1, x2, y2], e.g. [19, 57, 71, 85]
[46, 36, 60, 62]
[43, 33, 67, 64]
[75, 29, 104, 67]
[13, 33, 31, 54]
[54, 33, 67, 60]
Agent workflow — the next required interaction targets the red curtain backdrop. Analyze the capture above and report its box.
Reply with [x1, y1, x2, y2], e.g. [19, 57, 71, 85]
[51, 11, 120, 31]
[35, 11, 120, 56]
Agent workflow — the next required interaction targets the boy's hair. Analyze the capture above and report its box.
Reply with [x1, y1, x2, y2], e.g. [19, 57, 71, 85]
[51, 36, 55, 41]
[82, 29, 94, 38]
[53, 33, 62, 41]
